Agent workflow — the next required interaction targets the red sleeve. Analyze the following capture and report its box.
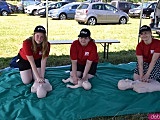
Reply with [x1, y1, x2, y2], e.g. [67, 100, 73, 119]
[136, 42, 143, 56]
[70, 41, 77, 60]
[23, 40, 33, 56]
[154, 39, 160, 53]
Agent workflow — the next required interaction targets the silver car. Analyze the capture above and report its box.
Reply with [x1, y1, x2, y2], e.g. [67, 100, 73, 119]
[75, 2, 129, 25]
[48, 2, 81, 20]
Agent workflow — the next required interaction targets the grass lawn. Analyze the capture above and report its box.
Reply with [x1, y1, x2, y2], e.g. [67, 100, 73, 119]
[0, 13, 155, 69]
[0, 13, 159, 119]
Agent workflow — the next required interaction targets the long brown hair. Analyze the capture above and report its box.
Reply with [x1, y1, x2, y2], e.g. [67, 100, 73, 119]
[27, 33, 49, 59]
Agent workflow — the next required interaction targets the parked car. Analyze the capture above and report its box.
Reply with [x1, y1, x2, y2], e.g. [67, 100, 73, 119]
[150, 0, 160, 36]
[7, 3, 18, 13]
[37, 1, 70, 17]
[110, 1, 139, 14]
[24, 1, 51, 15]
[74, 2, 129, 25]
[128, 2, 157, 18]
[49, 2, 81, 20]
[62, 0, 76, 2]
[0, 1, 12, 16]
[17, 0, 41, 13]
[150, 11, 154, 19]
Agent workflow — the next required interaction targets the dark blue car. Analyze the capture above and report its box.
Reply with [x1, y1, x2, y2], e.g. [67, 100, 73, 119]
[0, 1, 12, 16]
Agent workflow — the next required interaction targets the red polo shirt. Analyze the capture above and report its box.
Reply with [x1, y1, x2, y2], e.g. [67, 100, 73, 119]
[19, 39, 50, 60]
[70, 40, 99, 65]
[136, 38, 160, 63]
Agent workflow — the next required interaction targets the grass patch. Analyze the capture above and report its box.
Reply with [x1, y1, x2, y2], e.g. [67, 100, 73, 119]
[0, 13, 154, 69]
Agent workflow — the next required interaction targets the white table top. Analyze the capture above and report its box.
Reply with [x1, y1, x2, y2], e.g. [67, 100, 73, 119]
[49, 40, 120, 44]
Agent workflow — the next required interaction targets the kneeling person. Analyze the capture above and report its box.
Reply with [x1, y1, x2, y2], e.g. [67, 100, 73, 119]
[70, 28, 99, 90]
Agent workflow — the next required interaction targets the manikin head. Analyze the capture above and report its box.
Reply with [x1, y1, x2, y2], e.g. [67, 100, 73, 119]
[118, 79, 133, 90]
[82, 81, 92, 90]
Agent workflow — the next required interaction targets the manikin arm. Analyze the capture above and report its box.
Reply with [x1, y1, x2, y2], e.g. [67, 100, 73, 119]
[66, 80, 82, 88]
[62, 77, 83, 88]
[62, 77, 91, 90]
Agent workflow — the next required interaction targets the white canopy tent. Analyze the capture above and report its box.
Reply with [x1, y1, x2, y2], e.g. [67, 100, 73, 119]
[138, 0, 145, 43]
[153, 0, 160, 28]
[46, 0, 49, 37]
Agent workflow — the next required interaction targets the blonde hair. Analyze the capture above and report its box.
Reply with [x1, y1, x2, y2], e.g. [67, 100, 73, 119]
[27, 33, 49, 59]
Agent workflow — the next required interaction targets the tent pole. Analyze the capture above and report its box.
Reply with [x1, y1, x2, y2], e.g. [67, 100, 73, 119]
[138, 0, 144, 43]
[46, 0, 48, 38]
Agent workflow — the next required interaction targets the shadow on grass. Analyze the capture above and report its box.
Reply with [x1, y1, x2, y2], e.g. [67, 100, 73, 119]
[9, 14, 18, 16]
[47, 49, 137, 67]
[77, 22, 132, 25]
[0, 50, 136, 69]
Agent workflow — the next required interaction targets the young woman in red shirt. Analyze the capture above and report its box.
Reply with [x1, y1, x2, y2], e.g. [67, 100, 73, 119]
[70, 28, 99, 90]
[16, 25, 50, 84]
[134, 25, 160, 82]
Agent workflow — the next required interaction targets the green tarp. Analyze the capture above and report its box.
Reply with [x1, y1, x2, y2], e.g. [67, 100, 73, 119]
[0, 62, 160, 120]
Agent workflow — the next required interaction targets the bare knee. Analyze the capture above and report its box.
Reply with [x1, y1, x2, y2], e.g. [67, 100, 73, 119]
[20, 70, 33, 84]
[22, 79, 32, 84]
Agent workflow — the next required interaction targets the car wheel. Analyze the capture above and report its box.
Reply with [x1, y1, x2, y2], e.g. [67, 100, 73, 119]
[11, 9, 14, 13]
[87, 17, 96, 25]
[119, 17, 127, 24]
[1, 11, 8, 16]
[59, 13, 67, 20]
[32, 10, 37, 16]
[142, 14, 147, 19]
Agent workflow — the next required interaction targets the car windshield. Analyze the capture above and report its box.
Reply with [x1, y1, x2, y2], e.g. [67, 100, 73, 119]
[106, 4, 118, 11]
[35, 2, 41, 6]
[60, 4, 70, 9]
[48, 2, 56, 7]
[21, 0, 35, 1]
[137, 2, 152, 8]
[77, 4, 89, 9]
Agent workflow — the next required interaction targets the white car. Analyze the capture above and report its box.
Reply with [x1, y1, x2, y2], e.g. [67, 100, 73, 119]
[150, 12, 154, 19]
[25, 1, 51, 15]
[17, 0, 41, 13]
